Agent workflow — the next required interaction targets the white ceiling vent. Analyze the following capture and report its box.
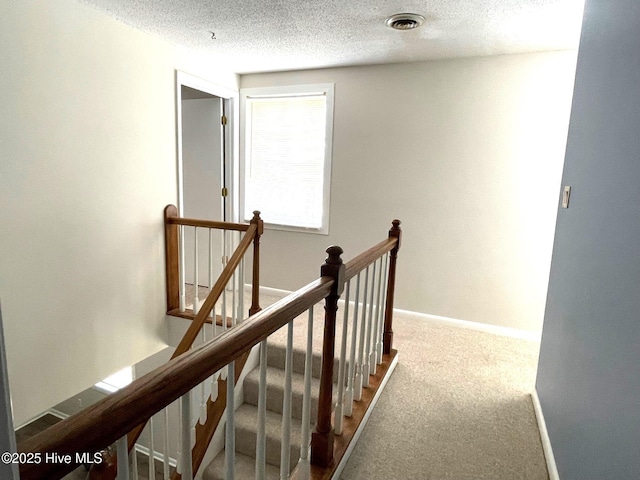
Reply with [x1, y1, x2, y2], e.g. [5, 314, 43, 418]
[385, 13, 426, 30]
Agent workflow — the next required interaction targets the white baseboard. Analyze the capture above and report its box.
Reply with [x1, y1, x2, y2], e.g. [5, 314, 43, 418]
[394, 309, 541, 341]
[256, 285, 541, 342]
[257, 285, 293, 298]
[531, 390, 560, 480]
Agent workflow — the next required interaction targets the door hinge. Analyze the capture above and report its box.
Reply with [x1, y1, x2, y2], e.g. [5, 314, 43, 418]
[221, 187, 228, 197]
[221, 115, 228, 125]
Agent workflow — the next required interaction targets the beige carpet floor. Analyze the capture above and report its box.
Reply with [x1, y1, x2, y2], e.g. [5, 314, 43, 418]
[339, 312, 547, 480]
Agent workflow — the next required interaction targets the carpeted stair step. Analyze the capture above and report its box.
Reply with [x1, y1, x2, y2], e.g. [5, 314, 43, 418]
[266, 342, 323, 378]
[266, 341, 349, 384]
[235, 403, 309, 470]
[202, 449, 281, 480]
[243, 365, 321, 421]
[202, 337, 341, 479]
[202, 403, 311, 479]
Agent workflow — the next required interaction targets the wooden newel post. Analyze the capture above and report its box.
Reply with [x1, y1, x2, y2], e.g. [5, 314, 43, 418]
[249, 210, 264, 316]
[164, 205, 180, 312]
[311, 245, 346, 467]
[383, 220, 401, 355]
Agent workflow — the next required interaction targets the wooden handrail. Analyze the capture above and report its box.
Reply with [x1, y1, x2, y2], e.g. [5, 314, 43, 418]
[167, 216, 251, 232]
[344, 237, 398, 282]
[172, 221, 258, 358]
[19, 277, 334, 480]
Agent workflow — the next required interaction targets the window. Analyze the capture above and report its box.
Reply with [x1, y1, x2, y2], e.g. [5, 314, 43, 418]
[241, 84, 334, 234]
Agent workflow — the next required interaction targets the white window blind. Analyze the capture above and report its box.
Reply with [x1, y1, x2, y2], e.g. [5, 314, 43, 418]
[242, 85, 334, 233]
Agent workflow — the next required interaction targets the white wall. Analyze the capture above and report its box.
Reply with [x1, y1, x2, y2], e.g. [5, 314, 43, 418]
[241, 52, 577, 333]
[0, 0, 238, 425]
[0, 309, 19, 480]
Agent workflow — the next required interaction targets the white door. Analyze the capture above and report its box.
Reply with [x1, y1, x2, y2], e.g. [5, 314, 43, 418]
[181, 93, 226, 299]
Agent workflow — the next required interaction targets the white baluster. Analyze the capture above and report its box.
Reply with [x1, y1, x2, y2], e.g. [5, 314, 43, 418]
[193, 227, 199, 314]
[221, 272, 228, 381]
[176, 399, 182, 474]
[344, 273, 360, 416]
[369, 257, 382, 375]
[234, 232, 243, 324]
[255, 339, 267, 480]
[179, 225, 186, 312]
[181, 392, 193, 480]
[280, 321, 294, 480]
[231, 268, 237, 327]
[225, 362, 235, 480]
[377, 254, 389, 365]
[200, 326, 208, 424]
[221, 228, 228, 334]
[212, 299, 219, 339]
[298, 306, 314, 475]
[148, 416, 156, 480]
[364, 261, 376, 386]
[334, 282, 350, 434]
[209, 228, 215, 324]
[116, 435, 129, 480]
[191, 387, 197, 449]
[230, 229, 237, 329]
[238, 255, 245, 322]
[163, 406, 170, 480]
[355, 266, 369, 400]
[131, 442, 138, 480]
[369, 257, 380, 373]
[211, 369, 220, 403]
[222, 274, 228, 331]
[210, 299, 219, 402]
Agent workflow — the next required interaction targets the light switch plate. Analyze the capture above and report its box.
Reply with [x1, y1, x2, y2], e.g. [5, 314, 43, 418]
[562, 186, 571, 208]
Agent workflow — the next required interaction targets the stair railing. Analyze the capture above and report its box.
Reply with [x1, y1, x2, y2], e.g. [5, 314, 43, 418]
[17, 219, 400, 480]
[303, 219, 401, 476]
[164, 204, 264, 322]
[90, 206, 264, 479]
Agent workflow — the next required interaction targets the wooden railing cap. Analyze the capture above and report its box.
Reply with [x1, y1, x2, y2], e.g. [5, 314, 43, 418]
[322, 245, 345, 296]
[389, 219, 402, 251]
[250, 210, 264, 235]
[325, 245, 344, 265]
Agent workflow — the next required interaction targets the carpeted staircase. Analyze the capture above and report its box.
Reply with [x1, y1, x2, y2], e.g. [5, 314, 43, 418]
[203, 331, 340, 480]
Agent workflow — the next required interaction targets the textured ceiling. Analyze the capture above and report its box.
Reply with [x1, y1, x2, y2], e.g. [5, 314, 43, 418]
[80, 0, 585, 74]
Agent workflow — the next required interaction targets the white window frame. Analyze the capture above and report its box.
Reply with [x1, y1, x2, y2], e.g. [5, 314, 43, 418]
[240, 83, 334, 235]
